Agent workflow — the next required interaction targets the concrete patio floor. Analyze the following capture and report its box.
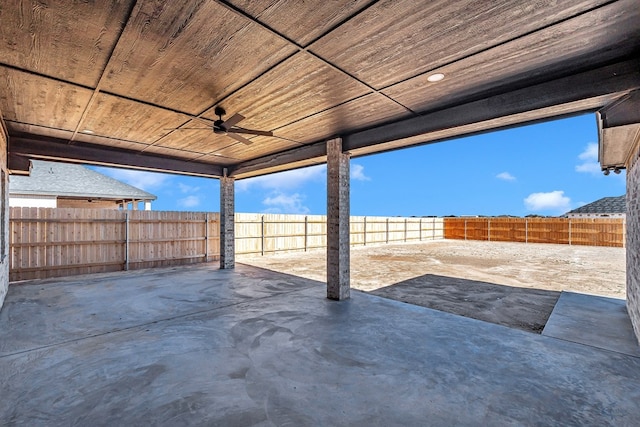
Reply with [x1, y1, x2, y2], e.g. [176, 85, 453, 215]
[1, 263, 640, 426]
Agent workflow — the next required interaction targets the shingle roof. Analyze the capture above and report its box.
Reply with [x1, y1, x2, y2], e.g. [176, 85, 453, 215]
[9, 160, 156, 201]
[566, 196, 626, 215]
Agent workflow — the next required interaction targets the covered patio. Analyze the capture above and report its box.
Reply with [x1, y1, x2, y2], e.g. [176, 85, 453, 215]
[1, 1, 640, 423]
[1, 263, 639, 425]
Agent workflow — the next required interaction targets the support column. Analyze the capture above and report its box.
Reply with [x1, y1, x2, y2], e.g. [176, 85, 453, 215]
[220, 174, 235, 269]
[326, 138, 350, 300]
[626, 143, 640, 343]
[0, 117, 9, 311]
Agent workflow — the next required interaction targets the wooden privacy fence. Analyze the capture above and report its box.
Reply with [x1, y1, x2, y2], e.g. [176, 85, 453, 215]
[10, 208, 220, 281]
[235, 214, 444, 256]
[10, 209, 444, 281]
[12, 210, 624, 282]
[444, 217, 625, 247]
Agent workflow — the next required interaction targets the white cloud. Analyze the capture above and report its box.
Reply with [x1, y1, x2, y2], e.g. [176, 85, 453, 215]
[575, 143, 601, 175]
[178, 182, 200, 193]
[496, 172, 516, 181]
[351, 164, 371, 181]
[524, 191, 571, 213]
[237, 165, 326, 192]
[178, 195, 200, 208]
[96, 168, 170, 191]
[262, 192, 310, 214]
[578, 143, 598, 160]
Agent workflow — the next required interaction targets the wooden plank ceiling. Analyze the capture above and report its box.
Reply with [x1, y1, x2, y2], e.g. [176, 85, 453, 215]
[1, 0, 639, 178]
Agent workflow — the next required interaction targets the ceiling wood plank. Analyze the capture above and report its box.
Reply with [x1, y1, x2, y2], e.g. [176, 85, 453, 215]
[0, 67, 93, 131]
[101, 0, 296, 114]
[225, 0, 374, 46]
[204, 137, 300, 161]
[199, 52, 371, 131]
[80, 93, 190, 143]
[9, 135, 223, 178]
[310, 0, 611, 89]
[382, 0, 640, 114]
[264, 93, 409, 144]
[5, 122, 74, 141]
[0, 0, 134, 87]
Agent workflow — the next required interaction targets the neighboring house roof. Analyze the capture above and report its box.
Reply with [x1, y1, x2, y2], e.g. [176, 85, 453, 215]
[9, 160, 156, 201]
[566, 196, 626, 215]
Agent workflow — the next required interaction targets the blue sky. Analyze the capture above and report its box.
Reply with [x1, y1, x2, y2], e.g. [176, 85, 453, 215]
[92, 113, 626, 217]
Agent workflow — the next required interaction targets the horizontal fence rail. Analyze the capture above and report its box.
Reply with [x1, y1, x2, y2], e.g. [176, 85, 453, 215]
[443, 217, 625, 247]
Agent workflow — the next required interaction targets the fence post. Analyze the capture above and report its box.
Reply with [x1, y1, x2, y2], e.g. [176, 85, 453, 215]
[568, 218, 572, 246]
[419, 218, 422, 241]
[261, 215, 265, 256]
[525, 218, 528, 244]
[488, 218, 491, 241]
[124, 210, 129, 271]
[404, 218, 407, 242]
[204, 212, 209, 262]
[304, 215, 308, 252]
[464, 219, 467, 241]
[364, 217, 367, 246]
[386, 218, 389, 244]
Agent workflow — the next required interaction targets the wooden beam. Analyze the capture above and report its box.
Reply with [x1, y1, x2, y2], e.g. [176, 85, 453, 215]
[230, 140, 327, 178]
[8, 135, 223, 178]
[343, 59, 640, 151]
[7, 153, 31, 175]
[600, 89, 640, 129]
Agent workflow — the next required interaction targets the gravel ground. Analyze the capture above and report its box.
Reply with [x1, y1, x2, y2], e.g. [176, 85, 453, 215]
[240, 240, 626, 332]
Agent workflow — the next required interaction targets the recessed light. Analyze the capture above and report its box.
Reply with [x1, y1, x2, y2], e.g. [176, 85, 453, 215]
[82, 129, 94, 134]
[427, 73, 445, 82]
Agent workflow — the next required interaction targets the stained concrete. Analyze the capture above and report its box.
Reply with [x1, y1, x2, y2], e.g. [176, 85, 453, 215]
[370, 274, 560, 333]
[1, 264, 640, 425]
[543, 291, 640, 357]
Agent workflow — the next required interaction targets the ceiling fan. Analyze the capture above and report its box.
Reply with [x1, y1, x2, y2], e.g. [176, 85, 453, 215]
[169, 107, 273, 145]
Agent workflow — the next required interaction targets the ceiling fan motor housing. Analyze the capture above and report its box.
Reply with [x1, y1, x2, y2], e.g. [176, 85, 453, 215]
[213, 120, 226, 134]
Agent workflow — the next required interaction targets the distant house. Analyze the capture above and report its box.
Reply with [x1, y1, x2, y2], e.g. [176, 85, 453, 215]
[9, 160, 156, 210]
[565, 196, 625, 219]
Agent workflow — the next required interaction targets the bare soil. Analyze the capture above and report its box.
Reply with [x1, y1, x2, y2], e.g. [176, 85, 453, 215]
[240, 240, 626, 333]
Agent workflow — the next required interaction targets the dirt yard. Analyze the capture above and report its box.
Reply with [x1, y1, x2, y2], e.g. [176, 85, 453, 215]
[240, 240, 626, 333]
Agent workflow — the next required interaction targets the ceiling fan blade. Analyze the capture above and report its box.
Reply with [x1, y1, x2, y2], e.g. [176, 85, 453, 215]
[226, 132, 253, 145]
[230, 128, 273, 137]
[163, 127, 210, 130]
[222, 113, 245, 128]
